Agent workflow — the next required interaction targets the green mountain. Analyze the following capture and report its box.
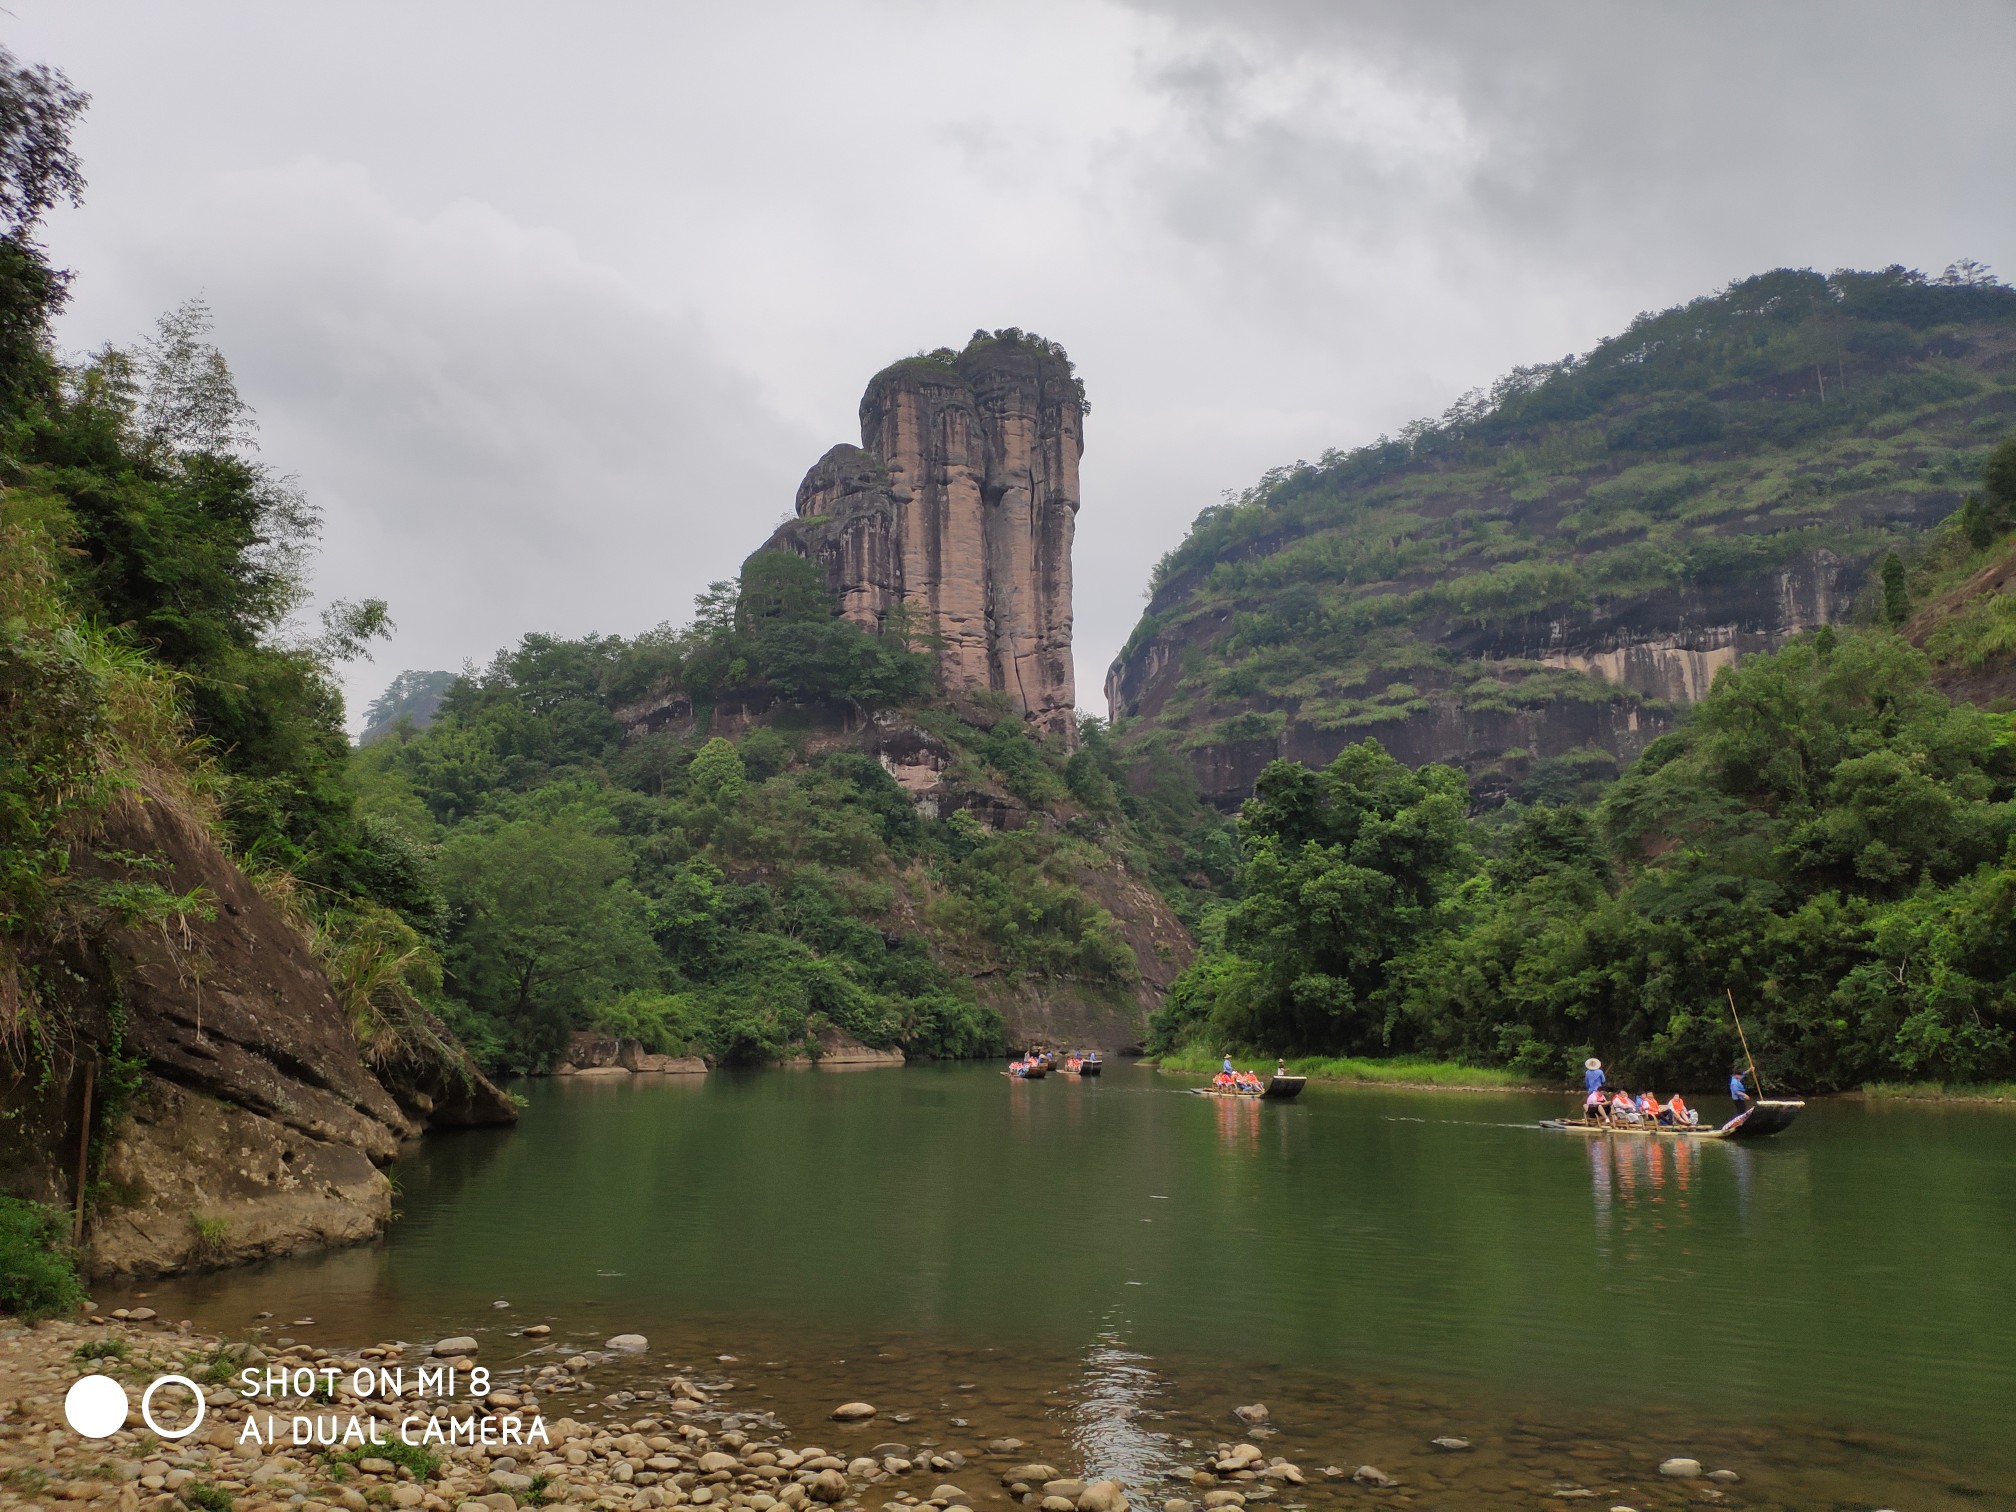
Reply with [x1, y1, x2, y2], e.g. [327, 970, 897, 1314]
[1109, 265, 2016, 805]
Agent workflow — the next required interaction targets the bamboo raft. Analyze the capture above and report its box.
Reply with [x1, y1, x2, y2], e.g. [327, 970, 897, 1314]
[1189, 1075, 1307, 1102]
[1541, 1099, 1805, 1140]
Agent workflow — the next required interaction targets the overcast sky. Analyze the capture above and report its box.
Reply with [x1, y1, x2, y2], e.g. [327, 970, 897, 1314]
[13, 1, 2016, 728]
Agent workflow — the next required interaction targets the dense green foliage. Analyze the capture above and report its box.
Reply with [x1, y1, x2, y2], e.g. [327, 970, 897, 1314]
[1117, 266, 2016, 791]
[351, 592, 1212, 1070]
[1153, 629, 2016, 1091]
[0, 1195, 85, 1320]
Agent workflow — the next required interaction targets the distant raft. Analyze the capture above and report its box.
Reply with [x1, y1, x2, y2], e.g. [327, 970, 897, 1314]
[1190, 1075, 1306, 1102]
[1540, 1098, 1805, 1140]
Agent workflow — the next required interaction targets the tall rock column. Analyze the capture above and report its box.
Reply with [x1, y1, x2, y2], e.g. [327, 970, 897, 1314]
[961, 341, 1081, 741]
[755, 331, 1084, 746]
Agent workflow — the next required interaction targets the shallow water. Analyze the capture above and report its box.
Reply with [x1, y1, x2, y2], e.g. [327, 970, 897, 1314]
[125, 1064, 2016, 1508]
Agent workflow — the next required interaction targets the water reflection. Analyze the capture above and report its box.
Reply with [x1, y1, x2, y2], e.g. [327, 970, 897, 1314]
[1212, 1095, 1261, 1150]
[1065, 1322, 1180, 1495]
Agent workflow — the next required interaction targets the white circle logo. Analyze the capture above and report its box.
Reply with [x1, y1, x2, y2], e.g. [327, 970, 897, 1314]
[141, 1375, 206, 1440]
[64, 1375, 129, 1438]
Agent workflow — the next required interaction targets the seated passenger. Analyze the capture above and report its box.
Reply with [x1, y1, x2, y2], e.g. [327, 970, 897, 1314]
[1584, 1089, 1610, 1124]
[1641, 1092, 1666, 1124]
[1668, 1093, 1698, 1127]
[1612, 1090, 1640, 1123]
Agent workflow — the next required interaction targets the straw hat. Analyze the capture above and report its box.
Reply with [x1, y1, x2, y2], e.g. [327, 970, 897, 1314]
[1585, 1057, 1602, 1070]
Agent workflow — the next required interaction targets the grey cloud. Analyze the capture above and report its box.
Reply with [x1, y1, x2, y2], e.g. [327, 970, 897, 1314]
[16, 0, 2015, 722]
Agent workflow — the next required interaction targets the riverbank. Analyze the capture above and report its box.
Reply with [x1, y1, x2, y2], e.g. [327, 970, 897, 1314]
[0, 1313, 1126, 1512]
[1145, 1047, 1538, 1092]
[1857, 1081, 2016, 1104]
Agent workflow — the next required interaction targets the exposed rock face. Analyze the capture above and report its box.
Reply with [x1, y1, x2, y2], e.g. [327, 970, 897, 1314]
[1109, 547, 1866, 806]
[762, 333, 1083, 744]
[0, 792, 514, 1278]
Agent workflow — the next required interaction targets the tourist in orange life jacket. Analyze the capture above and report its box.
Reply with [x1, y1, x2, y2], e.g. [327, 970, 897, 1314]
[1668, 1094, 1697, 1127]
[1638, 1092, 1662, 1122]
[1611, 1090, 1637, 1122]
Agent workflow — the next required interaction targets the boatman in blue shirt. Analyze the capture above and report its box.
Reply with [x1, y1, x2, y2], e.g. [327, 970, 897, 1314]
[1584, 1057, 1606, 1095]
[1729, 1064, 1753, 1121]
[1224, 1054, 1236, 1077]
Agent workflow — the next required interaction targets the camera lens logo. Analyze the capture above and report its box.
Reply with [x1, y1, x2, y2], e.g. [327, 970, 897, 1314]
[64, 1374, 206, 1440]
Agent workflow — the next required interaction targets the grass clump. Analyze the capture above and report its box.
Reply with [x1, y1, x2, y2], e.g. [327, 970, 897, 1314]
[73, 1336, 131, 1363]
[329, 1441, 441, 1480]
[1862, 1081, 2016, 1103]
[179, 1485, 233, 1512]
[0, 1196, 86, 1321]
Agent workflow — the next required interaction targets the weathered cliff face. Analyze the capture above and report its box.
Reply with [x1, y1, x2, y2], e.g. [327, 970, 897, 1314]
[0, 793, 515, 1279]
[1110, 548, 1865, 807]
[762, 333, 1082, 744]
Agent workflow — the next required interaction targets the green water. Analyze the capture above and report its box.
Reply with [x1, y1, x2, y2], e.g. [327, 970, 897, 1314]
[136, 1064, 2016, 1505]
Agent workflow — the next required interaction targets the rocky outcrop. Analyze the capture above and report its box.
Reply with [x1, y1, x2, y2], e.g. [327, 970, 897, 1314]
[761, 332, 1083, 744]
[1109, 547, 1869, 807]
[0, 791, 514, 1279]
[552, 1030, 707, 1076]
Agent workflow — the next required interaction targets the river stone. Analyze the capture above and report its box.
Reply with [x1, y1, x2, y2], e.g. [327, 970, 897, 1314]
[1657, 1458, 1702, 1479]
[607, 1334, 649, 1352]
[869, 1445, 911, 1459]
[1257, 1466, 1302, 1485]
[931, 1488, 969, 1503]
[1164, 1502, 1195, 1512]
[988, 1440, 1024, 1455]
[1200, 1494, 1244, 1510]
[1351, 1467, 1397, 1489]
[1707, 1470, 1740, 1483]
[832, 1402, 878, 1422]
[1042, 1481, 1087, 1503]
[390, 1488, 424, 1508]
[1429, 1437, 1470, 1452]
[884, 1458, 914, 1475]
[848, 1459, 879, 1479]
[433, 1337, 480, 1356]
[488, 1472, 532, 1493]
[809, 1470, 849, 1503]
[1077, 1481, 1127, 1512]
[1232, 1405, 1268, 1425]
[522, 1325, 551, 1337]
[701, 1454, 740, 1473]
[1041, 1500, 1076, 1512]
[1003, 1466, 1060, 1487]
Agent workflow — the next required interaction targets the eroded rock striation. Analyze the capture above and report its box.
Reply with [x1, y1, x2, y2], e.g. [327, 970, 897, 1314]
[1, 792, 516, 1278]
[760, 331, 1083, 744]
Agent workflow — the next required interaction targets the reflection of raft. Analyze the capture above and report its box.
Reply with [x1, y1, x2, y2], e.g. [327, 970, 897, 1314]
[1541, 1099, 1805, 1140]
[1190, 1075, 1306, 1102]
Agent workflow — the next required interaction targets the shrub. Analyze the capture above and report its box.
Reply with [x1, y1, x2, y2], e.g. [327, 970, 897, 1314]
[0, 1196, 86, 1321]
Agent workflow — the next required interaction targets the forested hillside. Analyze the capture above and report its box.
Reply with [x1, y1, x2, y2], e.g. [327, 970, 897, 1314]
[1111, 266, 2016, 806]
[1147, 409, 2016, 1091]
[350, 552, 1221, 1073]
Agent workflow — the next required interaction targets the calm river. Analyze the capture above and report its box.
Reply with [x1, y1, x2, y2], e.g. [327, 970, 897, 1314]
[123, 1064, 2016, 1509]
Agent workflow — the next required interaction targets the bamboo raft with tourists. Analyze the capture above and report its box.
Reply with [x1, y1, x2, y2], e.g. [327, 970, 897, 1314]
[1190, 1057, 1306, 1101]
[1544, 989, 1805, 1140]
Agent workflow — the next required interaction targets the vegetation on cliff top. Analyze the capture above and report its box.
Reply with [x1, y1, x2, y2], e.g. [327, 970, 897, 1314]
[1114, 265, 2016, 795]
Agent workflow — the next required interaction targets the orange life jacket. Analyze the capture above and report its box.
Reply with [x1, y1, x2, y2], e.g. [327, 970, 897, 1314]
[1642, 1095, 1664, 1113]
[1669, 1095, 1690, 1114]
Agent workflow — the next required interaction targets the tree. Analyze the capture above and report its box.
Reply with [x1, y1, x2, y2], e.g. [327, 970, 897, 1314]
[1216, 742, 1473, 1054]
[438, 815, 660, 1071]
[0, 46, 87, 237]
[1881, 551, 1909, 625]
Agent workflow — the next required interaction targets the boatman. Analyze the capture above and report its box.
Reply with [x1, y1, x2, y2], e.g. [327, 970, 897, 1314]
[1224, 1053, 1236, 1077]
[1729, 1064, 1754, 1120]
